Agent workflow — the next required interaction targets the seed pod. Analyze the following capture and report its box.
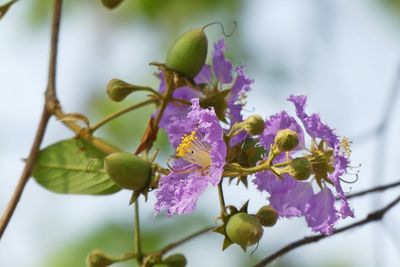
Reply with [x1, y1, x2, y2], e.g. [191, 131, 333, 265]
[166, 28, 208, 79]
[226, 213, 264, 249]
[104, 152, 151, 191]
[101, 0, 124, 9]
[163, 254, 187, 267]
[274, 129, 299, 152]
[256, 205, 278, 227]
[289, 157, 312, 181]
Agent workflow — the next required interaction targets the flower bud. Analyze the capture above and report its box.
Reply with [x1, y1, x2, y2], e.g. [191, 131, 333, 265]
[226, 213, 264, 249]
[166, 29, 208, 79]
[106, 78, 144, 102]
[163, 254, 187, 267]
[241, 115, 265, 136]
[101, 0, 124, 9]
[256, 205, 278, 227]
[289, 157, 312, 181]
[274, 129, 299, 152]
[104, 152, 151, 191]
[86, 250, 114, 267]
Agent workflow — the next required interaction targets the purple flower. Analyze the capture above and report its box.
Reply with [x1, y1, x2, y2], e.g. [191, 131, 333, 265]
[155, 99, 227, 216]
[253, 95, 353, 235]
[288, 95, 353, 220]
[155, 39, 252, 147]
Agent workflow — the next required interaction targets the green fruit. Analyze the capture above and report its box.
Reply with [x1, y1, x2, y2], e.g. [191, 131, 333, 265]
[164, 254, 187, 267]
[256, 205, 278, 227]
[104, 152, 151, 191]
[226, 213, 264, 249]
[101, 0, 124, 9]
[166, 29, 208, 79]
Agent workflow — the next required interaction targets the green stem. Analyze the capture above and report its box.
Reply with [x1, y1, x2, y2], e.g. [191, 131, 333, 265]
[90, 99, 156, 133]
[218, 182, 226, 215]
[134, 200, 143, 264]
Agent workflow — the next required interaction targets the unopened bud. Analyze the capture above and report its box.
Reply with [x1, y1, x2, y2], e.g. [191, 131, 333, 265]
[163, 254, 187, 267]
[241, 115, 265, 136]
[274, 129, 299, 152]
[105, 152, 151, 191]
[226, 213, 263, 250]
[101, 0, 124, 9]
[106, 79, 148, 102]
[289, 157, 312, 181]
[86, 250, 114, 267]
[256, 205, 278, 227]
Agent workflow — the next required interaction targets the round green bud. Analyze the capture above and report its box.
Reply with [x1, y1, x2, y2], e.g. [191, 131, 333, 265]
[166, 29, 208, 79]
[152, 264, 169, 267]
[289, 157, 312, 181]
[163, 254, 187, 267]
[256, 205, 278, 227]
[226, 213, 264, 248]
[86, 250, 113, 267]
[106, 78, 137, 102]
[101, 0, 124, 9]
[274, 129, 299, 152]
[104, 152, 151, 191]
[242, 114, 265, 135]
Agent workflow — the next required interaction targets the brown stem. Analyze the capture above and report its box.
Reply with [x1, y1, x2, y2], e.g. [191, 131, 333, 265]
[346, 180, 400, 200]
[0, 0, 63, 239]
[254, 194, 400, 267]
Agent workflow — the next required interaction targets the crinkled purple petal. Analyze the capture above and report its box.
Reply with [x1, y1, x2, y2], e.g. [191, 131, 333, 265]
[194, 65, 212, 84]
[227, 66, 253, 146]
[253, 171, 297, 194]
[212, 39, 233, 84]
[269, 181, 314, 217]
[227, 66, 253, 124]
[288, 95, 338, 147]
[260, 111, 305, 150]
[155, 165, 209, 216]
[158, 87, 199, 129]
[329, 149, 354, 218]
[305, 187, 338, 235]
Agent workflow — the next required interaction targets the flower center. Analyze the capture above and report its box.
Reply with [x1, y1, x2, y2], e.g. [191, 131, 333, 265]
[176, 131, 212, 168]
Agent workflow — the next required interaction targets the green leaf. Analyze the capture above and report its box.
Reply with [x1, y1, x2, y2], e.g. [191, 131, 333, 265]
[0, 0, 17, 20]
[32, 138, 121, 195]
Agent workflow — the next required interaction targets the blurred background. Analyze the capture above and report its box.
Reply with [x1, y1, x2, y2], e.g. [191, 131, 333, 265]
[1, 0, 400, 266]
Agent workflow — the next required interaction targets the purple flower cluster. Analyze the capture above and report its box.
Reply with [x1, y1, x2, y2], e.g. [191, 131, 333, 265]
[253, 95, 353, 235]
[153, 38, 354, 236]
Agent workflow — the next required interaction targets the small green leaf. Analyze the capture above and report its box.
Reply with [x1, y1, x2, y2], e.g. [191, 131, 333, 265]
[32, 138, 121, 195]
[0, 0, 17, 20]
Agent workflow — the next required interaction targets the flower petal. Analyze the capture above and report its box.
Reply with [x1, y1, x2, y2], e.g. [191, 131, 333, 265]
[212, 39, 233, 84]
[269, 181, 314, 217]
[305, 187, 338, 235]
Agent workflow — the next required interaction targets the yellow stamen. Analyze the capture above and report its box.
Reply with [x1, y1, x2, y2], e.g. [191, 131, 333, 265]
[340, 137, 352, 158]
[176, 131, 211, 168]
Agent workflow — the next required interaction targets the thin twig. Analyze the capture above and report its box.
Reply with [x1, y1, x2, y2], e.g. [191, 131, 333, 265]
[346, 180, 400, 200]
[0, 0, 63, 239]
[90, 99, 156, 132]
[159, 226, 213, 255]
[254, 194, 400, 267]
